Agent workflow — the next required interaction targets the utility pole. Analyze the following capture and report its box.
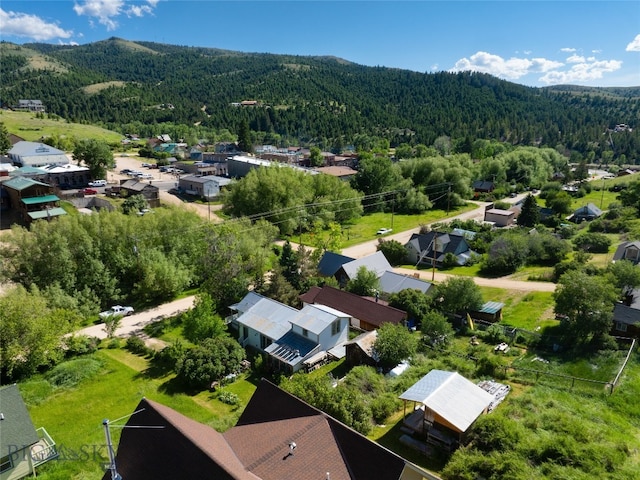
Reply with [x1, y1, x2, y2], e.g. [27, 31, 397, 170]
[447, 184, 451, 216]
[432, 232, 438, 282]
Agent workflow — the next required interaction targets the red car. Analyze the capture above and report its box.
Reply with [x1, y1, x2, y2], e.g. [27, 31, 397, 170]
[81, 188, 98, 195]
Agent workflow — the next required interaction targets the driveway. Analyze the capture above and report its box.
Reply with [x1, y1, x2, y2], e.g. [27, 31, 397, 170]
[72, 295, 196, 341]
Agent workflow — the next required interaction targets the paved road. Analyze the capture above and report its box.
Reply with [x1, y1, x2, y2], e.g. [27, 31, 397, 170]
[72, 295, 196, 340]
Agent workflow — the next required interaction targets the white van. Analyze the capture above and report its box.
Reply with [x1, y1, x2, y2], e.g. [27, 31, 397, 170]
[88, 179, 107, 187]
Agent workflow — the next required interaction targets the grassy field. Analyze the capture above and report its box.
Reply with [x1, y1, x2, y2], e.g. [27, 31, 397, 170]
[0, 110, 123, 144]
[289, 203, 478, 249]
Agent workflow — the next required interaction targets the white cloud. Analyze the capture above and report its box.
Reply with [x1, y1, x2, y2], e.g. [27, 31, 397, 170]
[539, 59, 623, 85]
[73, 0, 158, 31]
[560, 47, 576, 53]
[566, 54, 585, 63]
[0, 8, 73, 41]
[450, 51, 563, 80]
[626, 34, 640, 52]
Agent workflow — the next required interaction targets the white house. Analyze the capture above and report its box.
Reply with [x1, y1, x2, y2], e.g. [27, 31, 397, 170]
[8, 142, 69, 168]
[230, 293, 349, 373]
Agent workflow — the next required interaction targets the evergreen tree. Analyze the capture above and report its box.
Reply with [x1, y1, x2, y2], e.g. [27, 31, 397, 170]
[518, 194, 540, 227]
[0, 122, 11, 155]
[237, 119, 252, 153]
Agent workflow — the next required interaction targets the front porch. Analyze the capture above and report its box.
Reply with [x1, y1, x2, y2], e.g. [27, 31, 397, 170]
[30, 427, 59, 467]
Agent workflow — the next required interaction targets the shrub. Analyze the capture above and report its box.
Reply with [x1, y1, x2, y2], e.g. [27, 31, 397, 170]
[217, 390, 240, 405]
[370, 393, 401, 424]
[125, 336, 150, 356]
[45, 357, 103, 388]
[63, 335, 99, 357]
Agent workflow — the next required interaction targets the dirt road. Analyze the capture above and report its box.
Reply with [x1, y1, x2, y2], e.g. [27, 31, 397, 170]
[72, 295, 196, 341]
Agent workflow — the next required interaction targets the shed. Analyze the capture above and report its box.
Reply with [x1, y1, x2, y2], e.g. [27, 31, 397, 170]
[399, 370, 493, 444]
[484, 208, 515, 227]
[470, 301, 505, 323]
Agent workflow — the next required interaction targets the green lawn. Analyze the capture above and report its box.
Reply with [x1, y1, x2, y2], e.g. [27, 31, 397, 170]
[22, 348, 257, 479]
[0, 110, 123, 144]
[289, 203, 477, 249]
[477, 287, 557, 331]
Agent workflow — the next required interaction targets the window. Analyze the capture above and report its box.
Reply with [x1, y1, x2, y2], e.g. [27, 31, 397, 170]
[0, 455, 12, 473]
[302, 328, 308, 338]
[616, 322, 628, 332]
[331, 319, 340, 336]
[260, 334, 272, 350]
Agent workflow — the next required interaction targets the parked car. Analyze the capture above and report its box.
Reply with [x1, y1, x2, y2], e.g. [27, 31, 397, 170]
[81, 188, 98, 195]
[376, 228, 393, 235]
[99, 305, 134, 319]
[88, 179, 107, 187]
[138, 173, 154, 179]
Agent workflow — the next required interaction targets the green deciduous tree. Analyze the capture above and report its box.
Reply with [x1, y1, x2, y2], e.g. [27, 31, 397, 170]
[346, 266, 379, 297]
[0, 286, 79, 380]
[421, 310, 454, 345]
[373, 322, 418, 368]
[176, 336, 245, 390]
[72, 138, 115, 179]
[182, 293, 226, 343]
[122, 194, 148, 215]
[376, 239, 407, 266]
[607, 259, 640, 300]
[436, 276, 483, 315]
[554, 270, 618, 346]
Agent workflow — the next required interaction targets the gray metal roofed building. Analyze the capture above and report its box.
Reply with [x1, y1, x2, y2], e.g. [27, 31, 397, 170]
[8, 142, 69, 168]
[178, 175, 232, 198]
[378, 271, 432, 297]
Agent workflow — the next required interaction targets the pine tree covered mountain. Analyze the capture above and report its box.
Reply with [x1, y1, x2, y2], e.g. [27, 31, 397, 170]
[1, 37, 639, 159]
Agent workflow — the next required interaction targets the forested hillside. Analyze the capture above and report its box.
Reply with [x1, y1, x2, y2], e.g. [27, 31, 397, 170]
[1, 38, 639, 161]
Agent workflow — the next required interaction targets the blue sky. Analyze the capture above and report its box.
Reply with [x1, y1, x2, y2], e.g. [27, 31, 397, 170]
[1, 1, 639, 88]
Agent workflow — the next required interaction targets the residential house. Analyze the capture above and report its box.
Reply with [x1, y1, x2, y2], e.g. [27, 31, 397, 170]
[317, 251, 355, 277]
[0, 384, 58, 480]
[178, 175, 232, 198]
[299, 285, 407, 331]
[344, 330, 379, 368]
[472, 180, 495, 193]
[116, 179, 160, 208]
[100, 379, 433, 480]
[230, 293, 349, 373]
[8, 142, 69, 168]
[572, 203, 603, 223]
[484, 208, 515, 227]
[334, 251, 392, 286]
[314, 165, 358, 181]
[378, 271, 432, 297]
[1, 177, 66, 224]
[612, 241, 640, 265]
[405, 231, 476, 268]
[399, 370, 494, 451]
[15, 100, 45, 112]
[612, 303, 640, 338]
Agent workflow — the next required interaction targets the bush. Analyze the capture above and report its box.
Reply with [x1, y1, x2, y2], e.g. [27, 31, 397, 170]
[217, 390, 240, 405]
[482, 324, 508, 344]
[125, 336, 150, 356]
[45, 357, 103, 388]
[370, 393, 401, 424]
[62, 335, 99, 357]
[573, 232, 612, 253]
[476, 354, 505, 378]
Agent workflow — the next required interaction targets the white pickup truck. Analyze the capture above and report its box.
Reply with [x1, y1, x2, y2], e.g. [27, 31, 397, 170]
[99, 305, 134, 319]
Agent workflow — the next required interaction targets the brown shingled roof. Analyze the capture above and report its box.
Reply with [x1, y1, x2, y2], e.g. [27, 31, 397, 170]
[299, 286, 406, 328]
[104, 379, 417, 480]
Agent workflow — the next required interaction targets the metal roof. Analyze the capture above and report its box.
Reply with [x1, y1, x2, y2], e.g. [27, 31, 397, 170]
[399, 370, 493, 433]
[22, 195, 60, 205]
[264, 330, 317, 366]
[478, 301, 505, 315]
[290, 304, 341, 335]
[3, 176, 50, 190]
[340, 251, 391, 279]
[28, 207, 67, 219]
[378, 271, 431, 295]
[235, 297, 297, 340]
